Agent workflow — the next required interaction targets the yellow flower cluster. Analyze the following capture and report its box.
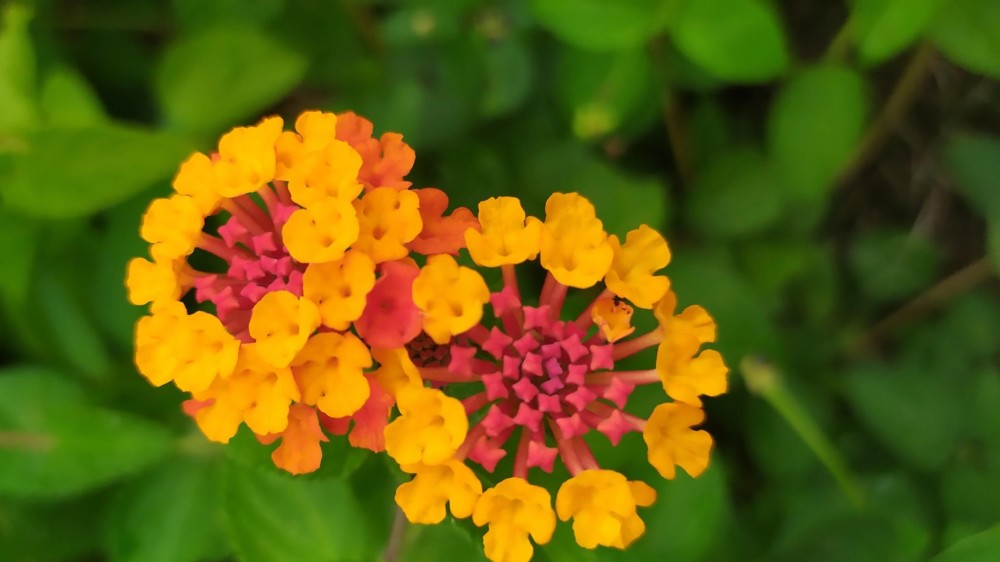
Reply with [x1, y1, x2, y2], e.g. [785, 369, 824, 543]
[129, 110, 728, 562]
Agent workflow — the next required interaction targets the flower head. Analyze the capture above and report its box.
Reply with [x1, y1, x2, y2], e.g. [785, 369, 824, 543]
[128, 110, 474, 474]
[383, 192, 728, 561]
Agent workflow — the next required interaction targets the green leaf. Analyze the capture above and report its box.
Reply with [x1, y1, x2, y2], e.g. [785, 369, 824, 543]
[35, 263, 113, 380]
[0, 366, 173, 499]
[768, 66, 867, 200]
[0, 211, 42, 358]
[106, 459, 223, 562]
[0, 3, 37, 132]
[222, 460, 382, 562]
[932, 527, 1000, 562]
[0, 494, 107, 561]
[931, 0, 1000, 78]
[0, 210, 36, 309]
[851, 0, 943, 66]
[686, 99, 731, 167]
[944, 133, 1000, 216]
[40, 66, 105, 126]
[531, 0, 675, 51]
[670, 0, 790, 83]
[685, 148, 783, 237]
[740, 239, 829, 300]
[170, 0, 285, 33]
[362, 40, 482, 150]
[848, 227, 940, 302]
[772, 474, 932, 562]
[539, 523, 598, 562]
[938, 293, 1000, 362]
[400, 520, 488, 562]
[481, 36, 534, 118]
[156, 26, 307, 136]
[968, 368, 1000, 445]
[667, 250, 780, 361]
[0, 123, 193, 218]
[843, 361, 963, 470]
[941, 454, 1000, 544]
[557, 46, 655, 140]
[988, 215, 1000, 272]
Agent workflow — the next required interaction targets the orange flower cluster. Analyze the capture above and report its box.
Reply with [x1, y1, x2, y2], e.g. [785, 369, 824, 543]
[128, 111, 477, 473]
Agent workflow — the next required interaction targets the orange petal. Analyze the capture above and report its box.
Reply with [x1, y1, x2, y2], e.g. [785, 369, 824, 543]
[267, 404, 329, 475]
[409, 188, 481, 255]
[335, 112, 414, 191]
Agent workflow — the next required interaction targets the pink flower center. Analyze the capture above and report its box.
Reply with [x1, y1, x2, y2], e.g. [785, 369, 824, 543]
[431, 283, 644, 476]
[193, 189, 303, 341]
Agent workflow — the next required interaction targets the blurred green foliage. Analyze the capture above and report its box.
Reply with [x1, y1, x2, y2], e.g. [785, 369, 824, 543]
[0, 0, 998, 561]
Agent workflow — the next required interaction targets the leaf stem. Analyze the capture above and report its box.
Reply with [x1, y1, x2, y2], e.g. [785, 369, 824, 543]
[824, 15, 855, 63]
[382, 507, 409, 562]
[741, 356, 866, 509]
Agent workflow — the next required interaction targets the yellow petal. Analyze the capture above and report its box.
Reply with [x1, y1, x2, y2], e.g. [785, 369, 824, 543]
[292, 332, 373, 418]
[395, 460, 483, 524]
[384, 387, 468, 466]
[140, 195, 204, 262]
[248, 291, 321, 368]
[371, 347, 423, 397]
[605, 225, 670, 309]
[282, 197, 360, 264]
[464, 196, 542, 267]
[412, 254, 490, 344]
[125, 257, 184, 306]
[302, 250, 376, 331]
[539, 193, 612, 289]
[656, 348, 728, 406]
[352, 187, 422, 263]
[643, 402, 713, 479]
[473, 478, 555, 562]
[172, 152, 222, 215]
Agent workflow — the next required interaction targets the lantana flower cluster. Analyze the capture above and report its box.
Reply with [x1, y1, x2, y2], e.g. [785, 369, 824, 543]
[128, 110, 727, 562]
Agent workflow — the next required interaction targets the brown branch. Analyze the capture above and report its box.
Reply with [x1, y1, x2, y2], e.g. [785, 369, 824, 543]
[837, 42, 937, 187]
[648, 38, 694, 188]
[848, 256, 995, 355]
